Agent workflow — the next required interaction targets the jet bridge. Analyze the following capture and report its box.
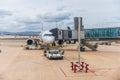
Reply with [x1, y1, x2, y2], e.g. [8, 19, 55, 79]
[85, 27, 120, 41]
[50, 17, 98, 51]
[51, 17, 120, 51]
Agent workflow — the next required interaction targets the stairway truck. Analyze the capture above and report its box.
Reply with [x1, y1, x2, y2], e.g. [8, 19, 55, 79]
[85, 42, 98, 51]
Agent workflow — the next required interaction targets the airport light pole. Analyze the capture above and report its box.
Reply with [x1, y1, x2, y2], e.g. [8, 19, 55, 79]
[78, 17, 82, 69]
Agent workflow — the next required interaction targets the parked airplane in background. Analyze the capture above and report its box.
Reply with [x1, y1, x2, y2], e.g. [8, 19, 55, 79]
[25, 31, 55, 49]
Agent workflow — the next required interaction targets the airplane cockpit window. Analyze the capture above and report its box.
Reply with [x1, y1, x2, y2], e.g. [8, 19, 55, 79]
[44, 34, 53, 36]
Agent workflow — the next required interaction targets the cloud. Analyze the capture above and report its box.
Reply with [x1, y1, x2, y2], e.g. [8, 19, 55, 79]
[0, 0, 120, 32]
[22, 25, 41, 31]
[41, 12, 71, 22]
[113, 17, 120, 21]
[0, 9, 12, 18]
[78, 9, 87, 13]
[12, 16, 42, 31]
[16, 17, 41, 25]
[57, 6, 66, 11]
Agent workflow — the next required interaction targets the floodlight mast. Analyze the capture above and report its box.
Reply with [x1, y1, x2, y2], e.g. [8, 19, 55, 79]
[78, 17, 82, 69]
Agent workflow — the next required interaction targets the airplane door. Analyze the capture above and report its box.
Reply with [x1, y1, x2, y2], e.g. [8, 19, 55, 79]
[58, 30, 63, 39]
[68, 31, 72, 38]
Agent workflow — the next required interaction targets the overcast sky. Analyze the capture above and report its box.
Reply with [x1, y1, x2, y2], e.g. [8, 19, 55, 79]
[0, 0, 120, 32]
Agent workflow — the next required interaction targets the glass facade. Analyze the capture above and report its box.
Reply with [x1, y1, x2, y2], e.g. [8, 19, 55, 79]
[85, 27, 120, 38]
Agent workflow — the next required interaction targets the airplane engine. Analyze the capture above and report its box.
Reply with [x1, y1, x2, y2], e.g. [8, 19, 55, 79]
[58, 40, 64, 45]
[26, 39, 34, 45]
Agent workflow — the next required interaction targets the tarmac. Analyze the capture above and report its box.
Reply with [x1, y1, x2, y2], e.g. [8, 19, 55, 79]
[0, 39, 120, 80]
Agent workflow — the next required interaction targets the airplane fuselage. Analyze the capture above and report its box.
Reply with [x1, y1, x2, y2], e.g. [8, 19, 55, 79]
[40, 31, 55, 44]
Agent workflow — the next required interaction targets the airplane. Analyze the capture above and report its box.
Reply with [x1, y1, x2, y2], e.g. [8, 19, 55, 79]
[25, 31, 55, 49]
[40, 31, 55, 44]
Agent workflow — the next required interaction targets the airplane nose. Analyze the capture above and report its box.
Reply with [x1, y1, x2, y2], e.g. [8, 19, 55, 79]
[43, 36, 55, 44]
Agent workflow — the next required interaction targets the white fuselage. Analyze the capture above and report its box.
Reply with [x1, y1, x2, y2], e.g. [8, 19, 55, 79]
[39, 31, 55, 44]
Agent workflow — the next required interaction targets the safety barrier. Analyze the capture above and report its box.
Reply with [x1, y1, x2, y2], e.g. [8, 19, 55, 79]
[71, 62, 89, 73]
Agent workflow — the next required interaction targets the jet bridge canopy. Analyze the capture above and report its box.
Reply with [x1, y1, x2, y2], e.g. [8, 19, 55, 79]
[85, 27, 120, 40]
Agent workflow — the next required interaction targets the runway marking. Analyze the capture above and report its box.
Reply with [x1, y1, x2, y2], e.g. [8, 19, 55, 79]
[89, 68, 118, 76]
[59, 67, 118, 77]
[59, 67, 67, 77]
[59, 67, 95, 77]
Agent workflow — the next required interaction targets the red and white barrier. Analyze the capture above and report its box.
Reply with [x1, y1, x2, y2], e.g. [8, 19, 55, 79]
[70, 62, 89, 73]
